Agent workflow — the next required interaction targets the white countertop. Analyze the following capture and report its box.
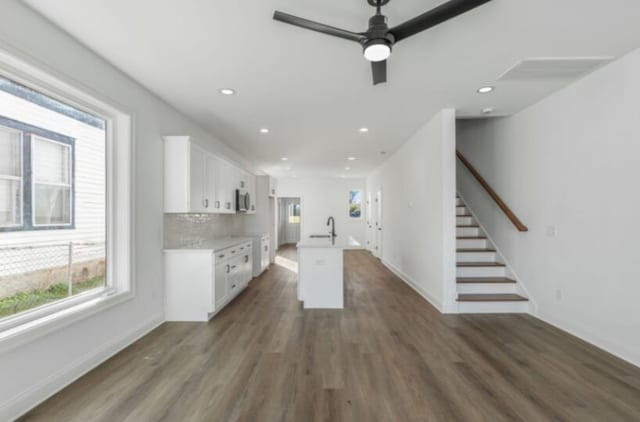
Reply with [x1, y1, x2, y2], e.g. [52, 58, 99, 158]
[297, 235, 361, 249]
[164, 236, 253, 252]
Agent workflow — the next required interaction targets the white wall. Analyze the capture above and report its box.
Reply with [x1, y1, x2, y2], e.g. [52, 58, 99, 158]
[368, 109, 457, 312]
[0, 0, 255, 419]
[457, 48, 640, 367]
[277, 177, 366, 248]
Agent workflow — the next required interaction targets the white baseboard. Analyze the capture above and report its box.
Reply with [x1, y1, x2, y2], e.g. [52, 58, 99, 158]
[382, 259, 443, 312]
[1, 313, 164, 421]
[532, 311, 640, 369]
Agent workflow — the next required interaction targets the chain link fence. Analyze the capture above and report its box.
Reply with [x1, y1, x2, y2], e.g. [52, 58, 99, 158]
[0, 241, 105, 318]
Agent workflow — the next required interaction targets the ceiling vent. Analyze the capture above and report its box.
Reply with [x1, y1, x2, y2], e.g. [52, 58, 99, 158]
[498, 57, 613, 81]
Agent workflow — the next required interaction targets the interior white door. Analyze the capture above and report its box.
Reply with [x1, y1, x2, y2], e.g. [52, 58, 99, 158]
[375, 191, 383, 258]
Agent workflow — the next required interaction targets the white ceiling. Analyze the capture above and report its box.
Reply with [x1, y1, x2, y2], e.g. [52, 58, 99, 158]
[24, 0, 640, 178]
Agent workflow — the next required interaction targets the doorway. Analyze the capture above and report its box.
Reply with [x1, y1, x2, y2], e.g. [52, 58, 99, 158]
[277, 197, 301, 249]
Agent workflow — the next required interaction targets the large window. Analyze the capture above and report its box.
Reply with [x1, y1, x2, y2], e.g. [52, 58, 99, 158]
[0, 55, 132, 332]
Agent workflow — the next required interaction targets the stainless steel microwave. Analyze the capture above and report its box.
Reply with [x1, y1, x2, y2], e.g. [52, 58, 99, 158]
[236, 189, 251, 212]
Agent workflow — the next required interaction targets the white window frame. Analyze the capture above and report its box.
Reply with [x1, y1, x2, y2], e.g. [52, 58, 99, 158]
[0, 46, 134, 351]
[31, 135, 74, 228]
[0, 125, 23, 228]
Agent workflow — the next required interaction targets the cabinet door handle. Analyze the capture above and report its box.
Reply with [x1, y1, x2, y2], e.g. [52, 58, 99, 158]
[215, 200, 220, 209]
[218, 254, 225, 258]
[226, 202, 231, 209]
[232, 284, 237, 289]
[264, 245, 268, 252]
[203, 199, 209, 208]
[226, 265, 230, 273]
[245, 256, 249, 262]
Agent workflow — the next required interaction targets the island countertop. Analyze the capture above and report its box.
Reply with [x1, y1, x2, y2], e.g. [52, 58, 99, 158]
[297, 236, 361, 249]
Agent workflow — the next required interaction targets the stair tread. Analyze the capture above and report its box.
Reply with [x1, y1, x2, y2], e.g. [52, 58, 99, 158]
[457, 225, 479, 228]
[457, 294, 528, 302]
[457, 214, 473, 217]
[457, 248, 496, 252]
[457, 262, 506, 267]
[457, 236, 487, 240]
[457, 277, 516, 284]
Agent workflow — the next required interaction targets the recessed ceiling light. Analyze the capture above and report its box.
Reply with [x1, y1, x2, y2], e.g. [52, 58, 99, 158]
[482, 107, 495, 114]
[281, 157, 288, 161]
[359, 127, 369, 133]
[347, 157, 357, 161]
[345, 166, 351, 171]
[259, 128, 269, 134]
[219, 88, 235, 95]
[477, 86, 494, 94]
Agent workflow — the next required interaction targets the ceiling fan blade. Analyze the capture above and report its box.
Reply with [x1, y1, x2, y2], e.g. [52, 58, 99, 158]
[389, 0, 492, 42]
[371, 60, 387, 85]
[273, 11, 365, 43]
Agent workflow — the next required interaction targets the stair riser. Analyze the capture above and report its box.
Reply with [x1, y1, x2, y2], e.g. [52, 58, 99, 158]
[456, 198, 463, 206]
[458, 301, 529, 314]
[456, 238, 487, 249]
[457, 266, 506, 278]
[457, 227, 481, 237]
[456, 252, 496, 262]
[456, 207, 467, 216]
[456, 216, 474, 225]
[457, 283, 517, 294]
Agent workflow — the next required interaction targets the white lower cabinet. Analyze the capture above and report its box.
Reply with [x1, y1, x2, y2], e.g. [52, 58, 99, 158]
[165, 240, 253, 322]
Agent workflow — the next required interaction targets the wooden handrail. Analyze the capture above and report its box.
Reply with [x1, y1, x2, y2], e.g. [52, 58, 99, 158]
[456, 150, 528, 232]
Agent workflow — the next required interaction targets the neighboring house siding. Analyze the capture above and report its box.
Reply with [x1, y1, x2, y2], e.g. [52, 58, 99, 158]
[0, 89, 105, 282]
[0, 89, 105, 247]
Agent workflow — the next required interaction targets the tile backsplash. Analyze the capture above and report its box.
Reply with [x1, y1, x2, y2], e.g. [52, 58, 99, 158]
[164, 213, 244, 248]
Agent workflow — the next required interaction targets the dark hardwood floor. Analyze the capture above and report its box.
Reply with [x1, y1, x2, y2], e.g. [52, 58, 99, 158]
[22, 245, 640, 421]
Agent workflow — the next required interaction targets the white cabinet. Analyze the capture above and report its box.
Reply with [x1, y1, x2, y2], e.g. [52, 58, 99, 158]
[268, 176, 278, 197]
[165, 240, 254, 322]
[214, 260, 229, 309]
[249, 235, 270, 278]
[164, 136, 216, 213]
[246, 173, 257, 214]
[164, 135, 257, 214]
[214, 157, 236, 214]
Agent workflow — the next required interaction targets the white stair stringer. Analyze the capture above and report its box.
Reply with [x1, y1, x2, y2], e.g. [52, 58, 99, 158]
[455, 194, 531, 314]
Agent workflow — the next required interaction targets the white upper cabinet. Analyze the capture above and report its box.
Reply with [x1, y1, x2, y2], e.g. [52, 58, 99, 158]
[164, 136, 213, 213]
[268, 176, 278, 197]
[164, 136, 256, 214]
[246, 173, 257, 214]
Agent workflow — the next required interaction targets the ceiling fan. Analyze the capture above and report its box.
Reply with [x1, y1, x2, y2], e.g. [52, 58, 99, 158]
[273, 0, 493, 85]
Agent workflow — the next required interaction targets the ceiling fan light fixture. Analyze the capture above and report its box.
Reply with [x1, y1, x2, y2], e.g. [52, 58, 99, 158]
[363, 40, 391, 62]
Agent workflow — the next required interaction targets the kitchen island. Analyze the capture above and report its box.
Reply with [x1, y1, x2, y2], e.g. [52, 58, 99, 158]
[296, 236, 360, 309]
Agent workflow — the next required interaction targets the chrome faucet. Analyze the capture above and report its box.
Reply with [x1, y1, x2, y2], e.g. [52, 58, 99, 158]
[326, 216, 337, 238]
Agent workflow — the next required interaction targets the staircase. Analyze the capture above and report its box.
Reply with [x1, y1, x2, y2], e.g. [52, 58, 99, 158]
[456, 196, 529, 313]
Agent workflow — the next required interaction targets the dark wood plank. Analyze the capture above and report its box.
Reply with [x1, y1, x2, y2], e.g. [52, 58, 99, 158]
[457, 277, 516, 284]
[458, 294, 528, 302]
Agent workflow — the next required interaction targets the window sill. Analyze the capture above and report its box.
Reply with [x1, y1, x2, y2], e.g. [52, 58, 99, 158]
[0, 290, 134, 354]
